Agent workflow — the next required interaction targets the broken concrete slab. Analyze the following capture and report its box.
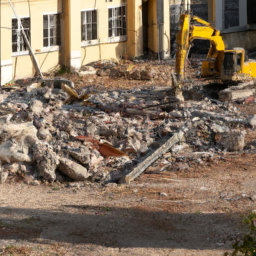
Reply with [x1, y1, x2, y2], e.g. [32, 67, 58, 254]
[26, 83, 41, 93]
[58, 158, 90, 181]
[32, 143, 59, 182]
[129, 70, 141, 80]
[219, 88, 255, 102]
[215, 132, 245, 152]
[248, 115, 256, 127]
[0, 172, 8, 184]
[97, 69, 111, 77]
[119, 131, 184, 184]
[31, 100, 43, 116]
[0, 122, 38, 164]
[64, 147, 91, 165]
[0, 140, 33, 164]
[0, 94, 8, 103]
[141, 70, 155, 80]
[0, 122, 38, 143]
[2, 163, 19, 174]
[37, 128, 52, 142]
[191, 111, 248, 125]
[79, 66, 96, 76]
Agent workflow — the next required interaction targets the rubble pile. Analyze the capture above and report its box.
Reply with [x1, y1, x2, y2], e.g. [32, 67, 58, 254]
[78, 60, 173, 82]
[0, 77, 255, 185]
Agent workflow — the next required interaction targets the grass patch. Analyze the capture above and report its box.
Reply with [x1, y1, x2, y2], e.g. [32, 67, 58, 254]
[24, 216, 41, 223]
[58, 66, 71, 75]
[2, 245, 32, 256]
[0, 220, 15, 228]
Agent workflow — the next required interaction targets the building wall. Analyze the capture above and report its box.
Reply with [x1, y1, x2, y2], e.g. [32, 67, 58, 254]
[1, 0, 62, 84]
[222, 30, 256, 53]
[208, 0, 256, 53]
[208, 0, 247, 32]
[1, 0, 170, 85]
[79, 0, 130, 66]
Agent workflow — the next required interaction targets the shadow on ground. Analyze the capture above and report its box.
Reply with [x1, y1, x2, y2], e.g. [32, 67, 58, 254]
[0, 205, 243, 250]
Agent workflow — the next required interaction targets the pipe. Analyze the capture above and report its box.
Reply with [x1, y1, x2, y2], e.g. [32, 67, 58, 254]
[187, 0, 191, 14]
[184, 0, 188, 12]
[8, 0, 43, 79]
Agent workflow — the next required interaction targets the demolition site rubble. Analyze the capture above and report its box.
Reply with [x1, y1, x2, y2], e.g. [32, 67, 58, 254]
[1, 60, 256, 186]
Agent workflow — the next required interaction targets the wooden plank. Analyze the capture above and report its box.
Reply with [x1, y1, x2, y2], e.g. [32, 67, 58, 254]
[119, 131, 184, 184]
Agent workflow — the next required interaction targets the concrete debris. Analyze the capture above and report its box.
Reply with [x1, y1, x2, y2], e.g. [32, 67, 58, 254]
[64, 147, 91, 165]
[215, 132, 245, 152]
[37, 128, 52, 142]
[249, 115, 256, 127]
[31, 99, 43, 116]
[58, 158, 90, 181]
[97, 69, 111, 77]
[120, 131, 184, 184]
[219, 88, 255, 102]
[0, 122, 37, 164]
[79, 66, 96, 76]
[32, 143, 59, 183]
[1, 60, 256, 185]
[2, 163, 19, 174]
[0, 171, 8, 184]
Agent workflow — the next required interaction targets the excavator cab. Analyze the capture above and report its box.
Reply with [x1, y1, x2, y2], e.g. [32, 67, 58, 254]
[201, 48, 255, 81]
[221, 48, 245, 81]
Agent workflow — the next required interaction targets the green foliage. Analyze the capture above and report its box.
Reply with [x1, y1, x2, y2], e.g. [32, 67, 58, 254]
[4, 80, 15, 86]
[58, 66, 71, 75]
[104, 207, 110, 212]
[225, 213, 256, 256]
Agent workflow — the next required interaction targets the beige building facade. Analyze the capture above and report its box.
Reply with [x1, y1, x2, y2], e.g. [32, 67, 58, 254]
[0, 0, 171, 85]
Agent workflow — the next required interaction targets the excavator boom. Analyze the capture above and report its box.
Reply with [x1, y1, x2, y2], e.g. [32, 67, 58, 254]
[175, 14, 225, 79]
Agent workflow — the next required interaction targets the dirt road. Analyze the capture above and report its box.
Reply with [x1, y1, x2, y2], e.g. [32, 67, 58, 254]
[1, 153, 256, 256]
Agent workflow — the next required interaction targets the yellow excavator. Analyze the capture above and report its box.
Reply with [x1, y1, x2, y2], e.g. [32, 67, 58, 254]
[173, 10, 256, 97]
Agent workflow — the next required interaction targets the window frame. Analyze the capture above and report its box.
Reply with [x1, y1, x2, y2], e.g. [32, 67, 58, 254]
[108, 5, 127, 38]
[11, 16, 31, 56]
[43, 13, 61, 48]
[81, 9, 98, 43]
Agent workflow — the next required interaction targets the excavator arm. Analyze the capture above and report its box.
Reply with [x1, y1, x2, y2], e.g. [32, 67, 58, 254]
[175, 14, 225, 79]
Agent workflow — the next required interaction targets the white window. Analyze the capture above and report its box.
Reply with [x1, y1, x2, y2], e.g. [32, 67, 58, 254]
[12, 18, 30, 54]
[108, 6, 127, 37]
[81, 10, 97, 41]
[43, 14, 61, 47]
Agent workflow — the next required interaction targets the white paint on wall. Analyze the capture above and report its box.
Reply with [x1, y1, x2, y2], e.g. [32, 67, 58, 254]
[71, 51, 82, 59]
[70, 51, 81, 69]
[70, 58, 81, 70]
[1, 59, 13, 86]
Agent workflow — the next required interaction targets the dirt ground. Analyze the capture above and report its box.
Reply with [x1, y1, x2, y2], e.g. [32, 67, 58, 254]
[1, 61, 256, 256]
[1, 151, 256, 256]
